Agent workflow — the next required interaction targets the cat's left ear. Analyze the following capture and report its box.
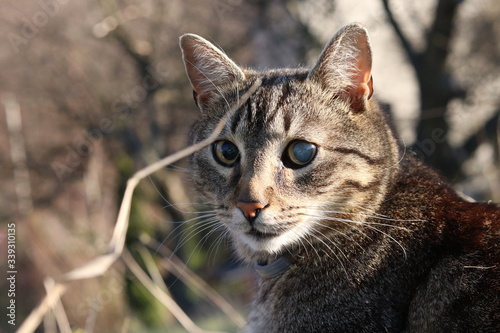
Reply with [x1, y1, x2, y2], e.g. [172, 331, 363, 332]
[308, 23, 373, 111]
[180, 33, 246, 108]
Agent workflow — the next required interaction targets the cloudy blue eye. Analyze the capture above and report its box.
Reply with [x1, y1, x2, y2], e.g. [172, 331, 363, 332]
[285, 140, 317, 168]
[213, 140, 240, 166]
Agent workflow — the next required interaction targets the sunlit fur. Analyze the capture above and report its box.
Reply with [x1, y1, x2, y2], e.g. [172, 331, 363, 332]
[180, 23, 500, 332]
[185, 66, 399, 263]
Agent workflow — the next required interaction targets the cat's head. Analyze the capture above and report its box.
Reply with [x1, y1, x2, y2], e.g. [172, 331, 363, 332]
[180, 23, 399, 262]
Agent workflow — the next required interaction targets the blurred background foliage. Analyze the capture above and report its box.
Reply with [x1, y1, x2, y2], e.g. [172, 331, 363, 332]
[0, 0, 499, 332]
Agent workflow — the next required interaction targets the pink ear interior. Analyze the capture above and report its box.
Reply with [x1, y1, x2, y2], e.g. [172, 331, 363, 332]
[308, 23, 375, 112]
[348, 35, 373, 101]
[180, 34, 245, 107]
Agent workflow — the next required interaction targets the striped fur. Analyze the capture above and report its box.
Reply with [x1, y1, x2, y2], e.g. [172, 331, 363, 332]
[182, 25, 397, 262]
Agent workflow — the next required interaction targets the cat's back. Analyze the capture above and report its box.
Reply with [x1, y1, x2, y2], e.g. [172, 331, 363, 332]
[406, 201, 500, 332]
[389, 157, 500, 332]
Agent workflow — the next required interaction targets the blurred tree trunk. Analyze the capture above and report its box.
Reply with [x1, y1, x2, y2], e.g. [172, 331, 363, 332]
[383, 0, 464, 179]
[415, 0, 463, 179]
[250, 0, 321, 68]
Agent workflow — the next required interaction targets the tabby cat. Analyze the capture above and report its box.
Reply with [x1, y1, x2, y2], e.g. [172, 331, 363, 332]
[179, 23, 499, 332]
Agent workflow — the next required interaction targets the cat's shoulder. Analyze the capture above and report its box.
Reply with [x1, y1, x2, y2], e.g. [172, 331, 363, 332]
[448, 199, 500, 255]
[391, 153, 499, 250]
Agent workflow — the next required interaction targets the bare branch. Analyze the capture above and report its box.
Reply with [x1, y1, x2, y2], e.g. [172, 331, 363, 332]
[381, 0, 419, 69]
[422, 0, 461, 76]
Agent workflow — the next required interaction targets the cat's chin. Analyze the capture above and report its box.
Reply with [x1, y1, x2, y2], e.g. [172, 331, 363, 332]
[231, 226, 307, 261]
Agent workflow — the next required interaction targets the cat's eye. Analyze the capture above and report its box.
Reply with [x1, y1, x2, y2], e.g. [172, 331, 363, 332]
[284, 140, 317, 168]
[212, 140, 240, 167]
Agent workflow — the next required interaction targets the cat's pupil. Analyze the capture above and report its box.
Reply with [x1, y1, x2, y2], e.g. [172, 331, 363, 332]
[286, 140, 317, 168]
[213, 140, 239, 166]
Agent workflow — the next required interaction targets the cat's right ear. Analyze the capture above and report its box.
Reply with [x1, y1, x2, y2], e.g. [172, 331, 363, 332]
[308, 23, 373, 112]
[180, 34, 245, 108]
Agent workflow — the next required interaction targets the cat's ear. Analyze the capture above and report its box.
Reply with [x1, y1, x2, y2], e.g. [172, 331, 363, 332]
[180, 33, 245, 107]
[308, 23, 373, 111]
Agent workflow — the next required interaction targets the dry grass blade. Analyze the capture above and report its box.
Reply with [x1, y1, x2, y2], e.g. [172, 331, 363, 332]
[3, 92, 33, 214]
[17, 78, 261, 333]
[120, 316, 131, 333]
[134, 243, 170, 293]
[145, 236, 247, 329]
[43, 278, 72, 333]
[121, 250, 226, 333]
[63, 253, 121, 281]
[17, 283, 67, 333]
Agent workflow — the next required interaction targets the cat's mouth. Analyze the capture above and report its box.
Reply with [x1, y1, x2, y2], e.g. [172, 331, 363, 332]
[246, 228, 278, 239]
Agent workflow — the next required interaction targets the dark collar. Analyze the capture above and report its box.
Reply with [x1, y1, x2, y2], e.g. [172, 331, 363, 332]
[254, 255, 293, 278]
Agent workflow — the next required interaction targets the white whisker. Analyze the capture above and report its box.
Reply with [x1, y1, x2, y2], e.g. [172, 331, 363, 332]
[307, 218, 368, 253]
[308, 229, 349, 277]
[307, 206, 425, 223]
[377, 136, 407, 173]
[171, 218, 220, 255]
[166, 164, 190, 173]
[206, 229, 230, 266]
[319, 216, 408, 260]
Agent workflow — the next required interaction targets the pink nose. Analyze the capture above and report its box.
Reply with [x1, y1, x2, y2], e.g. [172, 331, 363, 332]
[236, 201, 265, 220]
